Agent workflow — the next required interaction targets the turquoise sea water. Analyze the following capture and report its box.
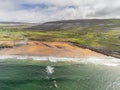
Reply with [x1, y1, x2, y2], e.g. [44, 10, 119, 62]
[0, 59, 120, 90]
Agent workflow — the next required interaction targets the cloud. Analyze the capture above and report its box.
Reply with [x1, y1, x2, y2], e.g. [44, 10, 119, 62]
[0, 0, 120, 23]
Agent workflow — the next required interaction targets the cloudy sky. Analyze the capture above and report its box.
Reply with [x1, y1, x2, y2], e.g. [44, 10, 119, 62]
[0, 0, 120, 23]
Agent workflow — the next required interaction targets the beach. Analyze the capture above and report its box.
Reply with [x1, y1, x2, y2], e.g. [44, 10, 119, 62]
[0, 41, 104, 57]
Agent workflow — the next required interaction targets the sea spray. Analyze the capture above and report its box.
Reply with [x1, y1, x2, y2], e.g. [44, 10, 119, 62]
[46, 66, 54, 75]
[106, 78, 120, 90]
[54, 80, 58, 88]
[46, 66, 58, 88]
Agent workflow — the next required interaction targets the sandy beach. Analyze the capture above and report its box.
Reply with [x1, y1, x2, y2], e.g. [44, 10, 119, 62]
[0, 41, 105, 57]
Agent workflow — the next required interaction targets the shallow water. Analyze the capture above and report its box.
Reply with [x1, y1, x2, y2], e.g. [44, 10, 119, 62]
[0, 57, 120, 90]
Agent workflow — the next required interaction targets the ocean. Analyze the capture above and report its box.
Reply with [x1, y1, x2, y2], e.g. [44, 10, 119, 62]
[0, 55, 119, 90]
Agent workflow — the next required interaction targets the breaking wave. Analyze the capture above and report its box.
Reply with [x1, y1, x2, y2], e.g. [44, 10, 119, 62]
[0, 55, 120, 66]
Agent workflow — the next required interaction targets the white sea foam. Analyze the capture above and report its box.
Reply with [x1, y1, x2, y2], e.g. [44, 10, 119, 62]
[0, 55, 119, 66]
[54, 80, 58, 88]
[46, 66, 54, 75]
[106, 78, 120, 90]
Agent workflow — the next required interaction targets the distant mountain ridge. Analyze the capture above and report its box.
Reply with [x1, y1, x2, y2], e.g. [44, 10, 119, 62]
[0, 22, 38, 25]
[0, 22, 27, 24]
[27, 19, 120, 31]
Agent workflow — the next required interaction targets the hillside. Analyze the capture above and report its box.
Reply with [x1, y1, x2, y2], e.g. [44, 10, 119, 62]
[27, 19, 120, 31]
[0, 19, 119, 58]
[26, 19, 120, 58]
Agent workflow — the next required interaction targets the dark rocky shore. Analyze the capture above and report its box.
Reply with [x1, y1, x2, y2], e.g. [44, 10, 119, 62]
[70, 42, 120, 59]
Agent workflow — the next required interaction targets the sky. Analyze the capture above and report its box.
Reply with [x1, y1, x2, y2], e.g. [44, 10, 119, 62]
[0, 0, 120, 23]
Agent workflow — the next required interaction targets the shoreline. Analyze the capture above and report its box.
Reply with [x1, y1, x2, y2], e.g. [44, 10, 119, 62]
[0, 55, 119, 66]
[0, 54, 119, 62]
[0, 41, 119, 59]
[0, 41, 104, 57]
[70, 42, 120, 59]
[0, 40, 119, 66]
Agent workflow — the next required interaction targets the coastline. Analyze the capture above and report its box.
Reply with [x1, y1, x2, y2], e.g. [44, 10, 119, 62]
[0, 41, 119, 66]
[0, 55, 119, 67]
[0, 41, 119, 59]
[0, 41, 104, 57]
[70, 42, 120, 59]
